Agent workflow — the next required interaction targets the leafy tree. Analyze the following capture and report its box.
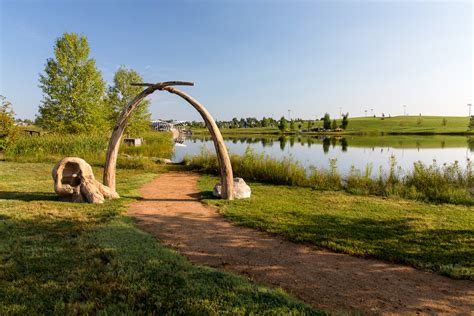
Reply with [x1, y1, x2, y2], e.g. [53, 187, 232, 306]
[341, 113, 349, 130]
[290, 120, 296, 130]
[261, 117, 271, 128]
[106, 66, 151, 136]
[323, 113, 331, 130]
[469, 116, 474, 130]
[37, 32, 107, 133]
[442, 118, 447, 126]
[278, 116, 288, 132]
[231, 117, 239, 128]
[0, 95, 17, 150]
[331, 119, 338, 130]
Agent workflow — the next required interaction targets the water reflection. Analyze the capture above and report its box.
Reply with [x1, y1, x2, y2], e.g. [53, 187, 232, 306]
[183, 135, 474, 153]
[173, 134, 474, 173]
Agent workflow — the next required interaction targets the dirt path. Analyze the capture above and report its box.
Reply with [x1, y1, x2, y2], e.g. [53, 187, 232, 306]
[128, 172, 474, 315]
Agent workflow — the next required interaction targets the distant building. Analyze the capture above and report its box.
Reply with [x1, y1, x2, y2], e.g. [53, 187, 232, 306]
[151, 120, 187, 131]
[123, 138, 143, 146]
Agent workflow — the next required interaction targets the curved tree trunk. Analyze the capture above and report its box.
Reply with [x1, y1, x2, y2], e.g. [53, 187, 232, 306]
[103, 87, 155, 191]
[103, 81, 234, 200]
[162, 86, 234, 200]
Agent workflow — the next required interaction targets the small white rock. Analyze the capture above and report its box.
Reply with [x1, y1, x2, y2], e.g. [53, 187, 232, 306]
[213, 177, 251, 199]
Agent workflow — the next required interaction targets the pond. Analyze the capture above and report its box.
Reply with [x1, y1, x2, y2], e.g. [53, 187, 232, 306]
[172, 134, 474, 175]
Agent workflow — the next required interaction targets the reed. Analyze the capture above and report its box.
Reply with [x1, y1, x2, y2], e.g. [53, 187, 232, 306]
[185, 149, 474, 205]
[4, 131, 174, 170]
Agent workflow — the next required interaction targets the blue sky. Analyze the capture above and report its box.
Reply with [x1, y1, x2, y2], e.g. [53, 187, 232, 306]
[0, 0, 472, 121]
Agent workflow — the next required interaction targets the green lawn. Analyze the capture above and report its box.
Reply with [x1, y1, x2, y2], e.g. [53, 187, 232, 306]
[199, 175, 474, 280]
[341, 116, 470, 134]
[0, 162, 320, 315]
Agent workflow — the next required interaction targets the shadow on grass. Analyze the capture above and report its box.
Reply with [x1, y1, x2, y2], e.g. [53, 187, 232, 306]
[0, 191, 58, 202]
[228, 211, 474, 279]
[200, 190, 217, 200]
[131, 208, 474, 314]
[0, 215, 319, 315]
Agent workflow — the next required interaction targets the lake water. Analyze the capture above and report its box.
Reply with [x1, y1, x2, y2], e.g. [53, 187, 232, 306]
[172, 134, 474, 175]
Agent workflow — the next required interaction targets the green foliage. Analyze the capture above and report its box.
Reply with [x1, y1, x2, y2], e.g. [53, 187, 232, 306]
[290, 120, 296, 130]
[106, 66, 151, 136]
[186, 149, 474, 205]
[4, 132, 174, 170]
[185, 147, 341, 189]
[278, 116, 288, 132]
[199, 175, 474, 280]
[0, 95, 17, 150]
[402, 160, 474, 204]
[37, 33, 107, 133]
[200, 116, 472, 135]
[323, 113, 331, 130]
[341, 113, 349, 129]
[0, 162, 319, 314]
[331, 119, 338, 130]
[469, 116, 474, 130]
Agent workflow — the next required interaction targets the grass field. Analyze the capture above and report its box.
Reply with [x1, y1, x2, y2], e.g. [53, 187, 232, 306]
[199, 175, 474, 280]
[193, 116, 471, 135]
[339, 116, 470, 134]
[0, 162, 319, 314]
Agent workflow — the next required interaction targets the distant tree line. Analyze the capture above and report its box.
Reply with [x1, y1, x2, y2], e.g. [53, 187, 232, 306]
[187, 114, 349, 132]
[188, 113, 350, 133]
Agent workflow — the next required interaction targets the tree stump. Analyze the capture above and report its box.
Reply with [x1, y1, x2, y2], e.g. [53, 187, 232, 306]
[52, 157, 119, 203]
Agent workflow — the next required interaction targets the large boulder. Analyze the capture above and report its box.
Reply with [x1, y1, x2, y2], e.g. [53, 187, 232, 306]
[213, 177, 251, 199]
[52, 157, 119, 204]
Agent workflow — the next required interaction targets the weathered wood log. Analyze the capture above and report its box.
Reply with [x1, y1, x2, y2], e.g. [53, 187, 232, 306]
[103, 81, 234, 200]
[103, 81, 194, 192]
[161, 86, 234, 200]
[52, 157, 119, 203]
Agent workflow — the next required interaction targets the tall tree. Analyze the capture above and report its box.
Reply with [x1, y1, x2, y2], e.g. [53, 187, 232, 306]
[323, 113, 331, 130]
[469, 116, 474, 130]
[106, 66, 151, 136]
[290, 120, 296, 130]
[37, 33, 106, 133]
[278, 116, 288, 132]
[341, 113, 349, 129]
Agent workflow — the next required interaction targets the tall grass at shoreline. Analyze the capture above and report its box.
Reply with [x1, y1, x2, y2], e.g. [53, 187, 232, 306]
[3, 131, 174, 169]
[185, 148, 474, 205]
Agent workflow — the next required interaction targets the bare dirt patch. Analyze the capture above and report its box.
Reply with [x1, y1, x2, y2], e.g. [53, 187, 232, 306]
[128, 172, 474, 315]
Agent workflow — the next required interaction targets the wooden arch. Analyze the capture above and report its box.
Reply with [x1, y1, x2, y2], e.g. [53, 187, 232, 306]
[103, 81, 234, 200]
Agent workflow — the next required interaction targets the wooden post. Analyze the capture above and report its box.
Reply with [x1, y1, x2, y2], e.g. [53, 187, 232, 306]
[103, 81, 234, 200]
